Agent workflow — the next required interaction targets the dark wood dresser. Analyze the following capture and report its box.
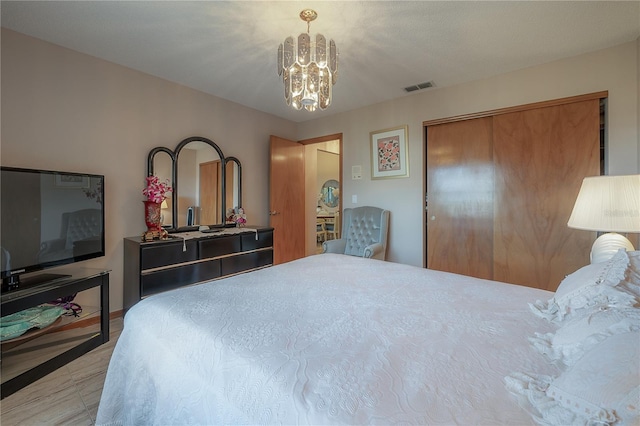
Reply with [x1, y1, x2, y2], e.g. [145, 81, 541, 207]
[123, 227, 273, 310]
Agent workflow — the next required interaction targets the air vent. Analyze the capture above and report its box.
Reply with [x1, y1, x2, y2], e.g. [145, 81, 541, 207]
[404, 81, 435, 93]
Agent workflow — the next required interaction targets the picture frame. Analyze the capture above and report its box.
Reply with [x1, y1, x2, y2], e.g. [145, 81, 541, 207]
[370, 125, 409, 179]
[54, 174, 89, 188]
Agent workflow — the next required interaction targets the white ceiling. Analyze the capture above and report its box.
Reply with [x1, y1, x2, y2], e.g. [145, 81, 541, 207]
[2, 1, 639, 123]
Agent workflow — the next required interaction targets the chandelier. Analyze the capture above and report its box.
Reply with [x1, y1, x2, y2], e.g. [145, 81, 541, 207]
[277, 9, 338, 111]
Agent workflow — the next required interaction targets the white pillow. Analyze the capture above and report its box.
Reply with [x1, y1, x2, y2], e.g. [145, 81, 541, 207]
[628, 250, 640, 285]
[530, 249, 635, 323]
[506, 330, 640, 425]
[529, 306, 640, 366]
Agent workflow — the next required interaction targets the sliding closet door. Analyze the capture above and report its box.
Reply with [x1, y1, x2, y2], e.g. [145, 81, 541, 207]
[492, 99, 600, 291]
[426, 117, 494, 279]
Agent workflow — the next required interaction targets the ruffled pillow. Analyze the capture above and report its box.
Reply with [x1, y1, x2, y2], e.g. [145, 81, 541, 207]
[506, 330, 640, 425]
[529, 249, 636, 323]
[529, 306, 640, 366]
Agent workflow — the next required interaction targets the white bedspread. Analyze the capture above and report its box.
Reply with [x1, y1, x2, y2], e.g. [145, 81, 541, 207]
[97, 254, 558, 425]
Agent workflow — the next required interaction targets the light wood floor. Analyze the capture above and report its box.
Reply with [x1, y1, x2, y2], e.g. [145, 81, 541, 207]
[1, 317, 123, 425]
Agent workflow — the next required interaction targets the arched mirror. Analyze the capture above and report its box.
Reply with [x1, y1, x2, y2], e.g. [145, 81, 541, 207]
[320, 179, 340, 210]
[148, 136, 241, 232]
[147, 147, 176, 228]
[225, 157, 242, 224]
[175, 137, 225, 229]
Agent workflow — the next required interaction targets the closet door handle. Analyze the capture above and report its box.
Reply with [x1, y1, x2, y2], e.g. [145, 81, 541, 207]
[269, 210, 280, 216]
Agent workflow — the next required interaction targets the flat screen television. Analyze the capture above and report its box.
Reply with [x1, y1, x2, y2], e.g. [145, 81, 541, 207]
[1, 166, 105, 292]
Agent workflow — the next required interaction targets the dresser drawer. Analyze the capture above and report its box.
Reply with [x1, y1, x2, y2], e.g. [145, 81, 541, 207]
[199, 235, 241, 258]
[141, 239, 197, 270]
[221, 249, 273, 276]
[241, 230, 273, 251]
[141, 264, 198, 296]
[141, 259, 221, 297]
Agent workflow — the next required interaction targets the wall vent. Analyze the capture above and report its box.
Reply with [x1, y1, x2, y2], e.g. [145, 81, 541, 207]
[404, 81, 435, 93]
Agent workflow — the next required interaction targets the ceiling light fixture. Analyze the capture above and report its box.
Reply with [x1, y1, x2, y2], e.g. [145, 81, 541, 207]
[277, 9, 338, 112]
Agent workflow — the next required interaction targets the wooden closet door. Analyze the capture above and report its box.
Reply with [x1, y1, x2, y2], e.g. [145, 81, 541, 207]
[426, 117, 494, 279]
[492, 99, 600, 291]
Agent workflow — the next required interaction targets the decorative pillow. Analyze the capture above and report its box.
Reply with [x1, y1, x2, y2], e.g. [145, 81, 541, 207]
[506, 330, 640, 425]
[529, 249, 635, 323]
[529, 306, 640, 366]
[627, 250, 640, 285]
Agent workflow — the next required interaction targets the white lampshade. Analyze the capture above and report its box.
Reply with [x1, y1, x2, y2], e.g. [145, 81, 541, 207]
[568, 174, 640, 263]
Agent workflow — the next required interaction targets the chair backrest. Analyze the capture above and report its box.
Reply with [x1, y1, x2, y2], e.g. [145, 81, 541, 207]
[341, 206, 389, 258]
[331, 211, 340, 239]
[62, 209, 103, 249]
[316, 219, 327, 242]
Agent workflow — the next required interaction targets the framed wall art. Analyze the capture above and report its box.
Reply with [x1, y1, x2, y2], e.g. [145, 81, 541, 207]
[370, 125, 409, 179]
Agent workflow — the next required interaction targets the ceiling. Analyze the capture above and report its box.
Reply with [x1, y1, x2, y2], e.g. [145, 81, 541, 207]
[2, 1, 639, 123]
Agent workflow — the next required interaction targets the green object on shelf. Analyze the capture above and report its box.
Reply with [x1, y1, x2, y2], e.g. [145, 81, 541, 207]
[0, 305, 65, 341]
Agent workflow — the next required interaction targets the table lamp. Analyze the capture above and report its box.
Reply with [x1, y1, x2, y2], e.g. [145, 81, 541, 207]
[160, 199, 168, 224]
[568, 174, 640, 264]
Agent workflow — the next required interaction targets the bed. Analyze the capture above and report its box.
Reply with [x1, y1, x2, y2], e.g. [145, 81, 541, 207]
[97, 251, 639, 425]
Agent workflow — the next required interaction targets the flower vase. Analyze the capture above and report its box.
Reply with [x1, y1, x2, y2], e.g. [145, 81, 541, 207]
[144, 201, 162, 232]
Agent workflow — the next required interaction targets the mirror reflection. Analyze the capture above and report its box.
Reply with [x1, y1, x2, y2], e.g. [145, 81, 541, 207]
[320, 179, 340, 209]
[225, 157, 242, 224]
[152, 151, 174, 227]
[148, 136, 241, 231]
[176, 141, 222, 228]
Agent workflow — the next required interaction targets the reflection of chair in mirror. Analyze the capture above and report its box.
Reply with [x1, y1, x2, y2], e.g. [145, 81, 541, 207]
[324, 212, 340, 240]
[38, 209, 102, 262]
[322, 206, 389, 260]
[316, 219, 327, 243]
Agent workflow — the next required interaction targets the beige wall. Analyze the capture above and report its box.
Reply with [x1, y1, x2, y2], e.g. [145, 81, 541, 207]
[2, 28, 638, 311]
[1, 29, 296, 311]
[297, 40, 640, 267]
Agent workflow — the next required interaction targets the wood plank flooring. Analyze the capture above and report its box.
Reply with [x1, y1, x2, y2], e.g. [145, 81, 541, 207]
[1, 317, 123, 425]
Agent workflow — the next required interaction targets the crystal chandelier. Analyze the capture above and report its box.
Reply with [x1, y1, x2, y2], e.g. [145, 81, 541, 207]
[277, 9, 338, 112]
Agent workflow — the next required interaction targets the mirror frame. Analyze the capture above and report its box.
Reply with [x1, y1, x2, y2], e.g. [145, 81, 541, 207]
[147, 136, 241, 232]
[320, 179, 340, 210]
[147, 146, 176, 228]
[224, 156, 243, 224]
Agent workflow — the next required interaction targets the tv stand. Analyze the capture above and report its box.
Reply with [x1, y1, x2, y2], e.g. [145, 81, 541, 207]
[2, 272, 72, 292]
[1, 268, 110, 399]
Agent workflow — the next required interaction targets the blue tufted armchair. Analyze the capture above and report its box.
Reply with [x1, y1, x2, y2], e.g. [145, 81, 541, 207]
[322, 206, 390, 260]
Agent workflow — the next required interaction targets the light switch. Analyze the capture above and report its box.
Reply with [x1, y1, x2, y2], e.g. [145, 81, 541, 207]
[352, 195, 358, 203]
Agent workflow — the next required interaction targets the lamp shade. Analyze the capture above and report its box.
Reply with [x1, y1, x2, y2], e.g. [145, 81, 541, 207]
[568, 175, 640, 232]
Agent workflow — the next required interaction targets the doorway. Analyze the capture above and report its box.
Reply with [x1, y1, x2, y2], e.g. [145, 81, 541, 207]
[301, 136, 342, 257]
[269, 133, 342, 264]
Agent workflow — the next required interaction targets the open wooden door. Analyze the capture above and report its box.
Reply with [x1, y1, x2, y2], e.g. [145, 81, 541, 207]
[269, 136, 305, 264]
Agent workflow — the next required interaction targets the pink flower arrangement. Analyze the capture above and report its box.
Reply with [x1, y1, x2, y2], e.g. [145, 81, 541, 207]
[235, 207, 247, 227]
[143, 176, 172, 204]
